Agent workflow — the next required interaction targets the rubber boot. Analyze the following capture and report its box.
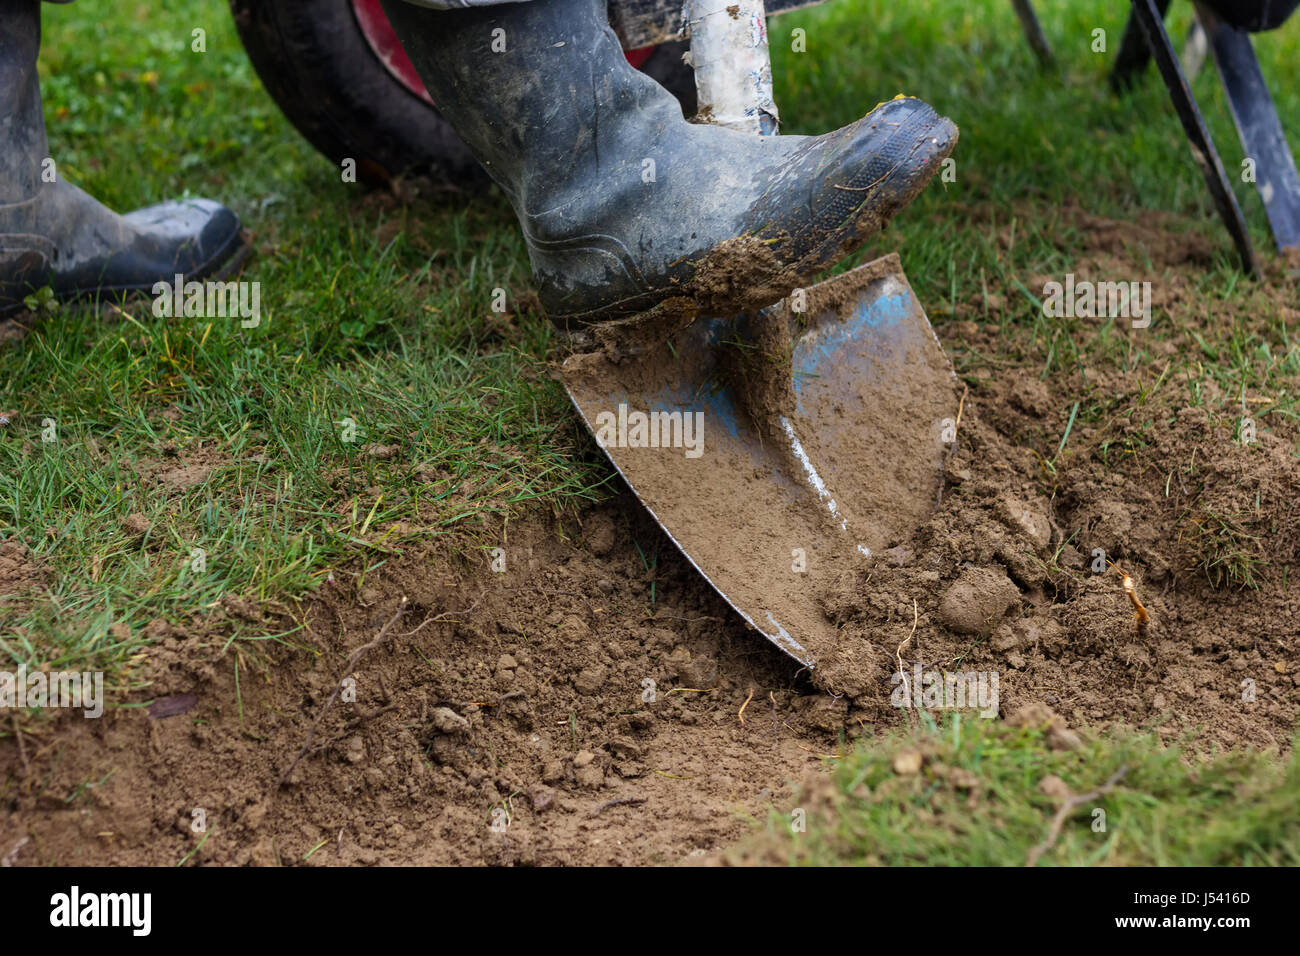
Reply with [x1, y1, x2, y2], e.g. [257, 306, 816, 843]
[383, 0, 957, 326]
[0, 0, 248, 317]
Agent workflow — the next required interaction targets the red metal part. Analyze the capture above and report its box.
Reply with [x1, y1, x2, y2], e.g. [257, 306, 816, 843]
[624, 46, 655, 69]
[352, 0, 655, 106]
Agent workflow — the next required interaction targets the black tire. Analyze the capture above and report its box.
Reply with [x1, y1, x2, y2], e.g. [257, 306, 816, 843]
[228, 0, 696, 187]
[229, 0, 481, 186]
[1201, 0, 1299, 31]
[641, 41, 697, 119]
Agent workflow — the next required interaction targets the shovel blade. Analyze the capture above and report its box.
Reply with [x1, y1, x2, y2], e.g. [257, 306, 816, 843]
[561, 253, 958, 670]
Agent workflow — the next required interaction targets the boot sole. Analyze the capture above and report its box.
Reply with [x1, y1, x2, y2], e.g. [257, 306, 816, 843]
[0, 227, 252, 320]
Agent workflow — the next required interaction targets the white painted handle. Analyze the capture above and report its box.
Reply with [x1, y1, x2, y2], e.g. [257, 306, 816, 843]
[687, 0, 780, 136]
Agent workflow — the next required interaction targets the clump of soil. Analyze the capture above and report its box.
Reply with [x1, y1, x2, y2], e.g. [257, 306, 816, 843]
[140, 443, 227, 494]
[936, 566, 1021, 636]
[0, 539, 44, 600]
[687, 234, 792, 316]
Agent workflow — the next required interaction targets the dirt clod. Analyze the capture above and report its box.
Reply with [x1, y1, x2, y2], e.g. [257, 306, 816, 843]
[431, 707, 470, 735]
[892, 749, 924, 775]
[937, 566, 1021, 636]
[121, 513, 151, 540]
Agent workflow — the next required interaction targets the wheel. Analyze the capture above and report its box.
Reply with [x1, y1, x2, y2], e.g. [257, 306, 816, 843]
[228, 0, 696, 187]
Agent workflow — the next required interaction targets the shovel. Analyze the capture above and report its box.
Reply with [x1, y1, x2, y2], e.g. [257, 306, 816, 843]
[561, 0, 959, 672]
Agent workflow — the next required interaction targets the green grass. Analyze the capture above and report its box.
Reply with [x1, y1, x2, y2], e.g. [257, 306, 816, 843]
[1, 0, 1298, 691]
[738, 714, 1300, 866]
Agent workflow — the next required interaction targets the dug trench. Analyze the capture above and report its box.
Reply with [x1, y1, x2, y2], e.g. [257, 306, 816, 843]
[3, 208, 1299, 866]
[1, 500, 857, 866]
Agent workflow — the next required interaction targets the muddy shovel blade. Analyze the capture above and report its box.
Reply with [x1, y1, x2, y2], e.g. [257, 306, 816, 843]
[561, 253, 959, 671]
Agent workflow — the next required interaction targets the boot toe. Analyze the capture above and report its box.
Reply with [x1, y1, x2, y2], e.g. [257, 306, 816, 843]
[755, 96, 955, 279]
[122, 198, 246, 278]
[819, 97, 957, 230]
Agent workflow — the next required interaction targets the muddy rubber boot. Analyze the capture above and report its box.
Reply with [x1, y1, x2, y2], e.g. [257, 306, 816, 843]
[383, 0, 957, 326]
[0, 0, 248, 317]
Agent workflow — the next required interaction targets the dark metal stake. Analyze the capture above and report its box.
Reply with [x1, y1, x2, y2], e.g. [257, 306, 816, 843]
[1129, 0, 1259, 275]
[1196, 3, 1300, 253]
[1009, 0, 1055, 68]
[1111, 0, 1170, 91]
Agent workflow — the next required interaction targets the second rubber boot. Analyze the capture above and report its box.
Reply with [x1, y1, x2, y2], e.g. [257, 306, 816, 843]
[383, 0, 957, 326]
[0, 0, 249, 317]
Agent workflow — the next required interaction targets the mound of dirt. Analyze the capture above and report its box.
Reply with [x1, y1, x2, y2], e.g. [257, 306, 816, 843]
[816, 389, 1297, 751]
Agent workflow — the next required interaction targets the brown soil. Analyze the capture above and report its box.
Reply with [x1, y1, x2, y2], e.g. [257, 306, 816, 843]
[3, 203, 1299, 865]
[819, 397, 1299, 752]
[140, 442, 228, 493]
[687, 234, 792, 316]
[1, 501, 845, 866]
[0, 540, 44, 605]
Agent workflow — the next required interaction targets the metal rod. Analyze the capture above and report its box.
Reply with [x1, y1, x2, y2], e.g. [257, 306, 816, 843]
[1196, 2, 1300, 253]
[687, 0, 779, 135]
[1009, 0, 1054, 69]
[1129, 0, 1259, 276]
[1110, 0, 1170, 91]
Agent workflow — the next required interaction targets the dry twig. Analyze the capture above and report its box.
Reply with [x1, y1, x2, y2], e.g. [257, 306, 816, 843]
[1026, 765, 1129, 867]
[738, 687, 755, 726]
[276, 597, 407, 787]
[895, 598, 920, 708]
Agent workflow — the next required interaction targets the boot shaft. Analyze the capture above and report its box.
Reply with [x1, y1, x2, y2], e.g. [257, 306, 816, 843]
[0, 0, 47, 205]
[380, 0, 682, 210]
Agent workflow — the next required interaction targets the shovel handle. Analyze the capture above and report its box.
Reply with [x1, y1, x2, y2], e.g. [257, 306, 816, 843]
[687, 0, 780, 135]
